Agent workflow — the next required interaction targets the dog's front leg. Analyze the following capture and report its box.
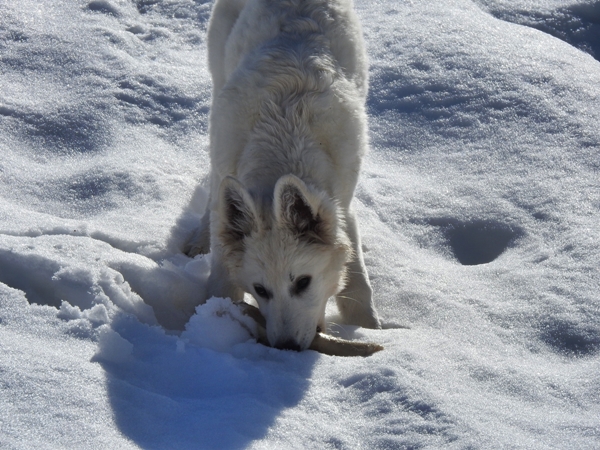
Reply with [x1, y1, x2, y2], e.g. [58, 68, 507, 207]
[184, 204, 211, 257]
[336, 208, 381, 329]
[185, 207, 245, 304]
[206, 244, 245, 303]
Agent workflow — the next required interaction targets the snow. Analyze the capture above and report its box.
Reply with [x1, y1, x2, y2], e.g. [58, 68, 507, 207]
[1, 0, 599, 448]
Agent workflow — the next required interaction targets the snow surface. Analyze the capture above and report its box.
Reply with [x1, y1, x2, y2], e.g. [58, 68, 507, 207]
[1, 0, 599, 448]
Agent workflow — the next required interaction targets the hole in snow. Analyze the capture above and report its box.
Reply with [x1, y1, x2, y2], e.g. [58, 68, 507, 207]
[0, 252, 63, 307]
[428, 219, 523, 265]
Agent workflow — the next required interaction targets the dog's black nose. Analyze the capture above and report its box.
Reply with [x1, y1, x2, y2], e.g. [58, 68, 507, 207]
[275, 339, 301, 352]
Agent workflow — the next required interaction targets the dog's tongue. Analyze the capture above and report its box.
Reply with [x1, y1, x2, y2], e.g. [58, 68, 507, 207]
[237, 302, 383, 357]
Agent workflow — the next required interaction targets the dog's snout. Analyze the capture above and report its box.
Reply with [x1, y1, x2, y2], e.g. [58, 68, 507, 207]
[275, 339, 302, 352]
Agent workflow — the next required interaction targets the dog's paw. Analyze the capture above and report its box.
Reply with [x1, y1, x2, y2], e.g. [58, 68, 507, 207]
[184, 226, 211, 257]
[184, 243, 208, 258]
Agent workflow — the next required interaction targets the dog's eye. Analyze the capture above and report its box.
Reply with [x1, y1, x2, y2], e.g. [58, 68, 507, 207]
[253, 284, 270, 299]
[294, 276, 311, 294]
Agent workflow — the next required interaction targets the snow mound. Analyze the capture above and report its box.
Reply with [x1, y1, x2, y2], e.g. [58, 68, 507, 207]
[182, 297, 259, 352]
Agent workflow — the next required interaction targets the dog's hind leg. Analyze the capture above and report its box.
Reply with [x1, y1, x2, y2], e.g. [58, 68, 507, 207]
[184, 204, 211, 257]
[336, 209, 381, 329]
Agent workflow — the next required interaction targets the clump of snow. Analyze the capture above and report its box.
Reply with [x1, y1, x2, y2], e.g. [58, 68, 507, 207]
[1, 0, 599, 448]
[94, 324, 134, 363]
[58, 300, 110, 325]
[182, 297, 259, 352]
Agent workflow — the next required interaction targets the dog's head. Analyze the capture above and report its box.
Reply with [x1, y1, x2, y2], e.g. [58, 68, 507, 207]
[217, 174, 351, 351]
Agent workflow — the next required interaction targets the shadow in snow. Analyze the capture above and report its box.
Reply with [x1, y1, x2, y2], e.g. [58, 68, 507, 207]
[478, 1, 600, 62]
[0, 102, 110, 156]
[115, 75, 209, 130]
[539, 318, 600, 357]
[134, 0, 213, 23]
[0, 249, 64, 308]
[99, 314, 317, 449]
[45, 170, 162, 217]
[87, 0, 121, 17]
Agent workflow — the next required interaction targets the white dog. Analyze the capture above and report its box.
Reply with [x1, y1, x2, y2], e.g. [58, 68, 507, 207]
[186, 0, 380, 350]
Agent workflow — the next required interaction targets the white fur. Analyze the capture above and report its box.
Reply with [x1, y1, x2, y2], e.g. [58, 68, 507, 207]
[187, 0, 380, 350]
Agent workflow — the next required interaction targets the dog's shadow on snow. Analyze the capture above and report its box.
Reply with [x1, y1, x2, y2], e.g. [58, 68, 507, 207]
[97, 184, 319, 449]
[99, 321, 318, 449]
[99, 295, 319, 449]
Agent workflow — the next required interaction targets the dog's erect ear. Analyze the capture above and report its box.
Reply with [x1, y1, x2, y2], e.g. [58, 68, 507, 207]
[218, 176, 257, 249]
[274, 175, 338, 244]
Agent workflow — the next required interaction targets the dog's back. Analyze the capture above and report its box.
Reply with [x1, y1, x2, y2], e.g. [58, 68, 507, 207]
[208, 0, 368, 96]
[207, 0, 369, 205]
